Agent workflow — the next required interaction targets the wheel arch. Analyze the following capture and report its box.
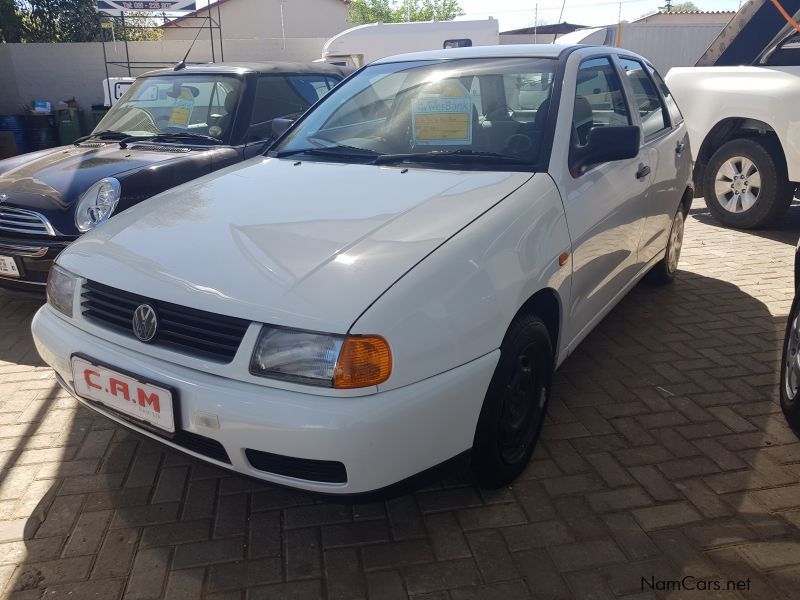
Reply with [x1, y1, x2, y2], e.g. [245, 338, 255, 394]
[694, 117, 786, 195]
[510, 287, 562, 366]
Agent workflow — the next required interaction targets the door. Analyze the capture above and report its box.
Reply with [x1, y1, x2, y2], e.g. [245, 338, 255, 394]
[561, 56, 651, 348]
[616, 57, 689, 264]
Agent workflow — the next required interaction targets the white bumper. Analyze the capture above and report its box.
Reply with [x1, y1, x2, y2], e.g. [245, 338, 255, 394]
[32, 306, 497, 494]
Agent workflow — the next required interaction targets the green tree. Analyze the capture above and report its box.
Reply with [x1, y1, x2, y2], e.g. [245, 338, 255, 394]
[348, 0, 464, 24]
[15, 0, 101, 42]
[670, 1, 700, 12]
[0, 0, 23, 42]
[109, 11, 165, 41]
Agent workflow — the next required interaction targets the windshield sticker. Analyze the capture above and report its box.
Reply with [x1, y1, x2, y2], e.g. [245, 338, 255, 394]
[412, 79, 473, 146]
[167, 88, 195, 129]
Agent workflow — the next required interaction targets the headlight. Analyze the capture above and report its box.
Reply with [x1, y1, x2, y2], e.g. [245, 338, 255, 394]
[75, 178, 121, 232]
[250, 326, 392, 389]
[46, 264, 78, 318]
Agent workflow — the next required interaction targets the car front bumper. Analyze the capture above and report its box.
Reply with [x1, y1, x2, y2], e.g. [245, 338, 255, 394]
[0, 237, 71, 294]
[32, 305, 497, 494]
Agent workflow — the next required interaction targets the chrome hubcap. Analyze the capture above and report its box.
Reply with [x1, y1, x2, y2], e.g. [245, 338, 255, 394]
[785, 310, 800, 399]
[667, 210, 684, 274]
[714, 156, 761, 213]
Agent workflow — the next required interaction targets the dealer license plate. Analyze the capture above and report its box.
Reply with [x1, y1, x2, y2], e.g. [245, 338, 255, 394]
[71, 356, 175, 433]
[0, 256, 19, 278]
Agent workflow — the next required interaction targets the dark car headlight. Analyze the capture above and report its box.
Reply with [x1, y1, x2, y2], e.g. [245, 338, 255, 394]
[75, 178, 121, 232]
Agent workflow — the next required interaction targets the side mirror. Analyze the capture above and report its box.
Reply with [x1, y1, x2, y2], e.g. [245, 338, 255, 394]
[271, 118, 294, 140]
[570, 125, 640, 175]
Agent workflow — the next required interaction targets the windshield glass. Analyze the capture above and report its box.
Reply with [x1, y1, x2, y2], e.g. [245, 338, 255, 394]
[273, 57, 558, 170]
[94, 74, 243, 143]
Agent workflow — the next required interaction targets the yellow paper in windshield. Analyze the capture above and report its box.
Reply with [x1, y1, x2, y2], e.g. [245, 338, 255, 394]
[412, 79, 472, 146]
[167, 89, 194, 129]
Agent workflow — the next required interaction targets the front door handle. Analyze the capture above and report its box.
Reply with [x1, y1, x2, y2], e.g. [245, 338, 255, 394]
[636, 164, 651, 180]
[675, 141, 685, 155]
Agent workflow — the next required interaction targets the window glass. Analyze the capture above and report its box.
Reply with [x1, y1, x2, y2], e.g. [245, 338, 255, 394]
[247, 74, 340, 142]
[444, 39, 472, 48]
[618, 58, 669, 138]
[274, 57, 559, 170]
[646, 65, 682, 126]
[572, 57, 630, 146]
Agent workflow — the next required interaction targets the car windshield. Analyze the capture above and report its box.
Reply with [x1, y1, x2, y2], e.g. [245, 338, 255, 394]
[273, 57, 558, 170]
[93, 74, 244, 143]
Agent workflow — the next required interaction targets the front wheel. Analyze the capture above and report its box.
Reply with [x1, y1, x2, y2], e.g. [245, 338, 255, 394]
[703, 138, 792, 229]
[780, 297, 800, 434]
[471, 315, 553, 488]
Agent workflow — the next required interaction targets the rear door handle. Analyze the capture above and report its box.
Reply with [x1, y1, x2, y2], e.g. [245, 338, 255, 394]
[636, 164, 651, 180]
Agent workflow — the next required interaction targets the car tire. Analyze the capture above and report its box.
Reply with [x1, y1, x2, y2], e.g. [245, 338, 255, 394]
[648, 206, 685, 285]
[780, 297, 800, 435]
[703, 137, 792, 229]
[471, 315, 553, 488]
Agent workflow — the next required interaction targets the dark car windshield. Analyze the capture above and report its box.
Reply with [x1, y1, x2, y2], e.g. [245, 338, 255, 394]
[94, 74, 244, 143]
[272, 57, 558, 170]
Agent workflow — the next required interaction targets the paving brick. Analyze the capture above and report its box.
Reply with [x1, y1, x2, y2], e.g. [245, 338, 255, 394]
[513, 548, 570, 598]
[365, 570, 406, 600]
[208, 557, 282, 592]
[163, 567, 204, 600]
[151, 466, 189, 504]
[450, 580, 531, 600]
[403, 558, 481, 595]
[548, 538, 626, 572]
[11, 555, 94, 591]
[248, 579, 324, 600]
[324, 547, 365, 600]
[457, 503, 527, 531]
[62, 509, 112, 558]
[321, 519, 390, 549]
[124, 547, 171, 600]
[585, 452, 635, 488]
[424, 512, 471, 560]
[140, 519, 211, 548]
[42, 577, 125, 600]
[91, 527, 139, 579]
[284, 527, 321, 580]
[601, 513, 659, 561]
[361, 539, 435, 571]
[283, 503, 351, 529]
[385, 496, 425, 540]
[248, 511, 280, 559]
[466, 529, 517, 582]
[587, 487, 653, 513]
[501, 520, 574, 552]
[172, 536, 245, 569]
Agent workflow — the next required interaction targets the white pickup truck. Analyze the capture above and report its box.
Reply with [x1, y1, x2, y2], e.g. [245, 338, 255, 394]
[666, 19, 800, 228]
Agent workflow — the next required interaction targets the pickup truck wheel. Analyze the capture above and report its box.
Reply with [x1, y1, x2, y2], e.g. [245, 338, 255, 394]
[703, 138, 792, 229]
[471, 315, 552, 488]
[648, 206, 685, 284]
[781, 297, 800, 435]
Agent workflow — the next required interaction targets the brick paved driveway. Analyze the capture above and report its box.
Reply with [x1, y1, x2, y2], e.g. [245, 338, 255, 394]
[2, 200, 800, 599]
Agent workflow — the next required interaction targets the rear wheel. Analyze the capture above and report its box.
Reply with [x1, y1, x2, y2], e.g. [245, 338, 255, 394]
[471, 315, 552, 488]
[648, 206, 685, 284]
[703, 138, 792, 229]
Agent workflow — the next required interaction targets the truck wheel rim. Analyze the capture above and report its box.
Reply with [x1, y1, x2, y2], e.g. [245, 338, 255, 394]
[667, 210, 685, 274]
[786, 311, 800, 400]
[714, 156, 761, 213]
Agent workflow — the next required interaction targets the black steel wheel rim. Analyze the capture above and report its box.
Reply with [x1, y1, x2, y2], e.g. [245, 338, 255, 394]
[499, 343, 546, 465]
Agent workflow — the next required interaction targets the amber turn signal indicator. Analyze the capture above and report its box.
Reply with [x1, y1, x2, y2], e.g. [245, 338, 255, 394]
[333, 336, 392, 389]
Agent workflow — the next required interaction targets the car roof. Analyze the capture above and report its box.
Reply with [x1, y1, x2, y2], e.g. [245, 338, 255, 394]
[371, 43, 638, 64]
[141, 61, 352, 78]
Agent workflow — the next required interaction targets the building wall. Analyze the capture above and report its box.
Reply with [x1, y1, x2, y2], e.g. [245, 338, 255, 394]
[634, 12, 734, 25]
[162, 0, 351, 41]
[0, 37, 329, 116]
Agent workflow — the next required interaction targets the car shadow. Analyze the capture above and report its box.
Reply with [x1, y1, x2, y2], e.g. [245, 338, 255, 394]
[3, 225, 800, 598]
[690, 197, 800, 246]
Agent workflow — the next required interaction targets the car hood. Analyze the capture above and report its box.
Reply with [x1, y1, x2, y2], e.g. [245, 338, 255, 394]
[61, 157, 533, 333]
[0, 143, 204, 214]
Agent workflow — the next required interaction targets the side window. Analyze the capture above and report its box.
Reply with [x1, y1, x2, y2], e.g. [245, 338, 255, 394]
[247, 75, 333, 142]
[444, 38, 472, 49]
[573, 57, 631, 146]
[764, 33, 800, 66]
[618, 58, 669, 139]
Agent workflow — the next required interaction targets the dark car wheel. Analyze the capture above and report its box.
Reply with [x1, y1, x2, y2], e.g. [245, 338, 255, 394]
[703, 138, 792, 229]
[471, 315, 552, 488]
[781, 296, 800, 434]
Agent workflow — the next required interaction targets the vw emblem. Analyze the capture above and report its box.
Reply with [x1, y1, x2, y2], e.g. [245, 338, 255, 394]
[0, 194, 7, 203]
[132, 304, 158, 343]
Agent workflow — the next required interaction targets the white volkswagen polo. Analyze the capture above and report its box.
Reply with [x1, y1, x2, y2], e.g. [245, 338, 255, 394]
[33, 45, 692, 494]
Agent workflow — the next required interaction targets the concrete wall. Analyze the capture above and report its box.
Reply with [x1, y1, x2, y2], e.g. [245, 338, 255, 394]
[0, 36, 330, 116]
[162, 0, 351, 41]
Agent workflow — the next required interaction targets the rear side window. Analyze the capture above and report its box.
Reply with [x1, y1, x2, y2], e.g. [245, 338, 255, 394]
[444, 39, 472, 49]
[618, 58, 669, 139]
[647, 65, 683, 126]
[572, 57, 631, 146]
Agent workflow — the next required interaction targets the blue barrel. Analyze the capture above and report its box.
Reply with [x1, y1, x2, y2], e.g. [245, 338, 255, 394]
[0, 115, 29, 155]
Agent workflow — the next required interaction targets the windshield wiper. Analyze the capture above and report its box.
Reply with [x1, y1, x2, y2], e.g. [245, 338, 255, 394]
[373, 149, 531, 166]
[73, 130, 129, 145]
[274, 144, 379, 160]
[119, 131, 223, 148]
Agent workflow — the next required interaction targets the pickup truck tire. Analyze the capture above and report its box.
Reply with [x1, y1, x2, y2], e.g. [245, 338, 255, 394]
[647, 206, 685, 284]
[471, 315, 552, 488]
[703, 138, 792, 229]
[781, 297, 800, 435]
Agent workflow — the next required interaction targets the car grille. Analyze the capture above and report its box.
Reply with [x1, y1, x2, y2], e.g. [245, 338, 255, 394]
[0, 206, 55, 236]
[81, 280, 251, 363]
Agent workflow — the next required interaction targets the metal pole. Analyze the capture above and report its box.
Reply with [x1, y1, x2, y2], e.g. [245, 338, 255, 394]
[120, 13, 132, 76]
[101, 28, 113, 110]
[208, 9, 215, 62]
[217, 1, 225, 61]
[534, 4, 538, 43]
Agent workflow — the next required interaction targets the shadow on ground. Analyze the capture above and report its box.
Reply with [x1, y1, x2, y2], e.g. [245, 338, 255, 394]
[2, 219, 800, 598]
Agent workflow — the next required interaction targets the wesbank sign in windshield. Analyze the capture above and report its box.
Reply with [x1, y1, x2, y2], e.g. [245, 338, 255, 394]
[412, 79, 473, 146]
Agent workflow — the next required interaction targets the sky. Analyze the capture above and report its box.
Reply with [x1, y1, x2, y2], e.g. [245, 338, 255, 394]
[457, 0, 745, 30]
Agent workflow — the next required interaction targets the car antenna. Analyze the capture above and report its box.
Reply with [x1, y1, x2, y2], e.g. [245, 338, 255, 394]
[174, 24, 205, 71]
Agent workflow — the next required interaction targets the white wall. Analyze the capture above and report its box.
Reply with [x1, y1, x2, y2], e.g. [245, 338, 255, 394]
[0, 37, 330, 116]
